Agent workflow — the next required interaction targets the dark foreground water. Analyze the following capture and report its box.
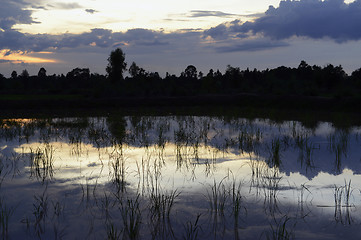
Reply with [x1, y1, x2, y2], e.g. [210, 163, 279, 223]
[0, 115, 361, 239]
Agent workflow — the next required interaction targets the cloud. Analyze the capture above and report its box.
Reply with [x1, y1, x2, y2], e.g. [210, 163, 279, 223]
[85, 9, 97, 14]
[0, 59, 11, 64]
[214, 39, 289, 53]
[188, 10, 238, 18]
[48, 2, 83, 10]
[204, 19, 247, 40]
[0, 0, 38, 30]
[205, 0, 361, 43]
[0, 27, 200, 55]
[0, 30, 57, 52]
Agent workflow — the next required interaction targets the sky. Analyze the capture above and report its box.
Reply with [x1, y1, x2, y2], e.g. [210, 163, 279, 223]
[0, 0, 360, 77]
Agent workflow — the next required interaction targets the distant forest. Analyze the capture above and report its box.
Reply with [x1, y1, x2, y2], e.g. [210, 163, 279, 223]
[1, 48, 361, 99]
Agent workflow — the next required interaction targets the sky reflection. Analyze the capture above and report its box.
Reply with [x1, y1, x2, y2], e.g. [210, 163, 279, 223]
[1, 116, 361, 239]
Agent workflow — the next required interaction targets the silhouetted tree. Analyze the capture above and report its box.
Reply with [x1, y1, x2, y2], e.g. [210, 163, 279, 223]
[38, 67, 47, 78]
[0, 73, 4, 89]
[11, 71, 17, 79]
[66, 68, 90, 79]
[207, 69, 214, 78]
[106, 48, 127, 82]
[129, 62, 146, 78]
[20, 69, 29, 78]
[183, 65, 197, 79]
[351, 68, 361, 89]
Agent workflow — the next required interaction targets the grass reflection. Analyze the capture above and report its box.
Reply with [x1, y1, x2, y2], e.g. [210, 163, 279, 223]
[0, 116, 361, 239]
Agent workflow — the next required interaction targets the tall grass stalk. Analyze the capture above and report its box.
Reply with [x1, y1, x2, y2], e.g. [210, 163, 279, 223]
[265, 216, 294, 240]
[29, 144, 55, 182]
[120, 195, 142, 240]
[207, 178, 228, 216]
[183, 214, 201, 240]
[0, 198, 14, 240]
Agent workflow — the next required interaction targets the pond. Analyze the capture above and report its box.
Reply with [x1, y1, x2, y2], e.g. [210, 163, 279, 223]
[0, 115, 361, 239]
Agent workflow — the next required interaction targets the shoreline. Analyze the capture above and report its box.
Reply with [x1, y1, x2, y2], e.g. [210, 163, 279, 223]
[1, 94, 361, 128]
[1, 93, 360, 111]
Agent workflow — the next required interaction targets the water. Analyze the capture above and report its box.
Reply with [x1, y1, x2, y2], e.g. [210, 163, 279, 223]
[0, 115, 361, 239]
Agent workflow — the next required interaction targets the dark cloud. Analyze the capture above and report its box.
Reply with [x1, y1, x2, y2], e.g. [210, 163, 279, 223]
[205, 0, 361, 43]
[85, 9, 97, 14]
[203, 19, 246, 40]
[189, 10, 238, 18]
[214, 39, 289, 53]
[0, 28, 190, 54]
[0, 0, 38, 30]
[0, 30, 56, 52]
[203, 24, 228, 40]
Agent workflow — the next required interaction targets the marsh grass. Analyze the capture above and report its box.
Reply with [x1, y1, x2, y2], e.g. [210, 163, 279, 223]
[295, 134, 316, 172]
[10, 152, 21, 178]
[0, 198, 14, 240]
[2, 116, 361, 239]
[237, 127, 262, 154]
[29, 144, 55, 182]
[334, 180, 354, 224]
[80, 176, 98, 208]
[262, 168, 282, 216]
[328, 131, 349, 173]
[298, 184, 311, 218]
[32, 187, 49, 238]
[207, 178, 228, 217]
[231, 180, 246, 221]
[265, 216, 294, 240]
[268, 138, 282, 168]
[106, 222, 122, 240]
[148, 189, 179, 239]
[120, 195, 142, 240]
[182, 214, 201, 240]
[110, 145, 127, 193]
[149, 189, 179, 220]
[248, 157, 269, 193]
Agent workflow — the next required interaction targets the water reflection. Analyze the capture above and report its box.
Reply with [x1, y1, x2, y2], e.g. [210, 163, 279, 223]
[0, 116, 361, 239]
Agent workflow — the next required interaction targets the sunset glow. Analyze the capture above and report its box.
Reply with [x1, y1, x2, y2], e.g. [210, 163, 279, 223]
[0, 50, 58, 64]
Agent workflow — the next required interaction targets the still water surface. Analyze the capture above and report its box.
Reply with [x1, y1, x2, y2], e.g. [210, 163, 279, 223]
[1, 116, 361, 239]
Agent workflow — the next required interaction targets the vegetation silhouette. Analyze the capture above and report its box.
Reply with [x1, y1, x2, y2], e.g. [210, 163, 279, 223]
[106, 48, 127, 82]
[2, 47, 361, 110]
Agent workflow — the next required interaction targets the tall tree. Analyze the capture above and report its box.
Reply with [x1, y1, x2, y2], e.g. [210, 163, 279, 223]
[129, 62, 146, 78]
[183, 65, 197, 79]
[38, 67, 47, 78]
[20, 69, 29, 78]
[11, 71, 17, 79]
[106, 48, 127, 82]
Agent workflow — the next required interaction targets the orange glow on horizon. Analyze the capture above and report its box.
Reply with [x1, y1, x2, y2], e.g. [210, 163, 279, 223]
[0, 50, 58, 64]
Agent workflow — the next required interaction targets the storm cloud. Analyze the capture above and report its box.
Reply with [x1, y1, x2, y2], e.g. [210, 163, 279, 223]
[0, 0, 38, 30]
[205, 0, 361, 42]
[0, 27, 201, 54]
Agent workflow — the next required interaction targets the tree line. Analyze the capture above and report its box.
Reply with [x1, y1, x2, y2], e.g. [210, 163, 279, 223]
[1, 48, 361, 98]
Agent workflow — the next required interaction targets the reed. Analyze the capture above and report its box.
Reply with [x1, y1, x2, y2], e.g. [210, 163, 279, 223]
[33, 188, 49, 238]
[120, 195, 142, 240]
[182, 214, 201, 240]
[265, 216, 294, 240]
[29, 144, 55, 182]
[0, 198, 14, 240]
[106, 222, 122, 240]
[207, 178, 228, 216]
[110, 146, 127, 193]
